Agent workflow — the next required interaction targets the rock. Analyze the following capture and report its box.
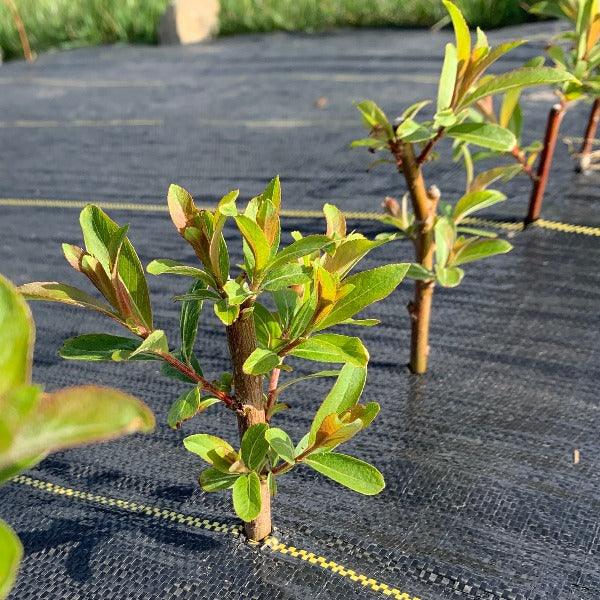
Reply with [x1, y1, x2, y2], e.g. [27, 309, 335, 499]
[158, 0, 220, 46]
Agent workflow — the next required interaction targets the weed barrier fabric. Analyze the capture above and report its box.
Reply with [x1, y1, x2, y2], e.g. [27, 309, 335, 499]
[0, 23, 600, 600]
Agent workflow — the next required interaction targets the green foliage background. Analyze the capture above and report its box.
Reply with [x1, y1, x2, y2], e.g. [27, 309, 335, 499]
[0, 0, 530, 60]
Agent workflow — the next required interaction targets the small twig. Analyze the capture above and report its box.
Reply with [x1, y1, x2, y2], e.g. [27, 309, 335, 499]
[510, 145, 537, 182]
[159, 352, 237, 409]
[265, 367, 281, 418]
[3, 0, 34, 62]
[417, 127, 445, 165]
[271, 444, 315, 476]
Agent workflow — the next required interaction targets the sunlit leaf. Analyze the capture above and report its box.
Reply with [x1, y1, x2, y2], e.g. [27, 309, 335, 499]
[304, 452, 385, 495]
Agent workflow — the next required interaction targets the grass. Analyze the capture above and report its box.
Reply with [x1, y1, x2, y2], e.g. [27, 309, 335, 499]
[0, 0, 529, 61]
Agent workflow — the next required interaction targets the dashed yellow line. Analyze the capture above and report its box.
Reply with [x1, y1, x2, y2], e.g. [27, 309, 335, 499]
[1, 197, 599, 237]
[11, 474, 420, 600]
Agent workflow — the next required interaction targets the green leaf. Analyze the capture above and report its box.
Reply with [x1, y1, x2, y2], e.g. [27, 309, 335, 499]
[272, 290, 298, 330]
[395, 119, 436, 143]
[217, 189, 239, 217]
[146, 259, 215, 287]
[183, 434, 238, 471]
[129, 330, 168, 358]
[356, 100, 394, 138]
[304, 452, 385, 496]
[235, 215, 272, 273]
[322, 237, 386, 278]
[468, 165, 523, 192]
[223, 279, 252, 306]
[339, 318, 380, 327]
[0, 519, 22, 600]
[351, 138, 387, 149]
[435, 217, 455, 269]
[453, 190, 506, 223]
[458, 67, 577, 109]
[499, 88, 521, 128]
[253, 303, 283, 349]
[274, 370, 338, 396]
[289, 334, 369, 367]
[442, 0, 471, 76]
[309, 364, 366, 442]
[232, 472, 262, 522]
[0, 386, 155, 469]
[315, 264, 409, 330]
[199, 467, 239, 492]
[241, 423, 270, 471]
[261, 264, 311, 291]
[406, 264, 434, 281]
[267, 235, 333, 272]
[18, 281, 118, 321]
[243, 348, 280, 376]
[214, 300, 239, 326]
[449, 238, 512, 266]
[167, 387, 218, 429]
[79, 205, 152, 330]
[0, 275, 33, 396]
[180, 280, 204, 362]
[287, 290, 317, 340]
[59, 333, 155, 361]
[446, 123, 516, 151]
[437, 43, 458, 111]
[435, 266, 464, 287]
[173, 289, 221, 303]
[323, 203, 347, 238]
[264, 428, 296, 464]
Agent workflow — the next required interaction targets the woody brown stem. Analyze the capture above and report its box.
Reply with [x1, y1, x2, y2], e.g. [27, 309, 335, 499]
[226, 307, 271, 542]
[578, 98, 600, 172]
[3, 0, 33, 62]
[395, 141, 439, 374]
[526, 103, 565, 225]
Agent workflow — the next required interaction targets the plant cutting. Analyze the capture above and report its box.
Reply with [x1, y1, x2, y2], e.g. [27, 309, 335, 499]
[352, 0, 575, 374]
[524, 0, 600, 220]
[19, 177, 409, 541]
[0, 274, 155, 599]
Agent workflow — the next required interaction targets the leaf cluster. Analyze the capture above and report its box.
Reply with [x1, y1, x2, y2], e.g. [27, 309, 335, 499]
[353, 1, 576, 193]
[184, 362, 384, 522]
[380, 189, 513, 287]
[19, 178, 410, 515]
[529, 0, 600, 101]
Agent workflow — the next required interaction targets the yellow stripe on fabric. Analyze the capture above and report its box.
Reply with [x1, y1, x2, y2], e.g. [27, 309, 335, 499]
[11, 475, 420, 600]
[1, 197, 599, 238]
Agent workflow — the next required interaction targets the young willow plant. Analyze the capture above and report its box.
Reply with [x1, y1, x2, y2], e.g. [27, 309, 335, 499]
[20, 177, 409, 541]
[352, 0, 574, 374]
[0, 274, 154, 600]
[525, 0, 600, 220]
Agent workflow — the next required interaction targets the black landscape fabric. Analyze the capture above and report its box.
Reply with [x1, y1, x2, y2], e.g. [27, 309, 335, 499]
[1, 21, 600, 600]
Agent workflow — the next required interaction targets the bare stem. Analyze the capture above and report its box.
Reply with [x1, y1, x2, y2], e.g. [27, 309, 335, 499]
[526, 103, 566, 225]
[226, 307, 272, 541]
[265, 367, 281, 419]
[392, 141, 439, 374]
